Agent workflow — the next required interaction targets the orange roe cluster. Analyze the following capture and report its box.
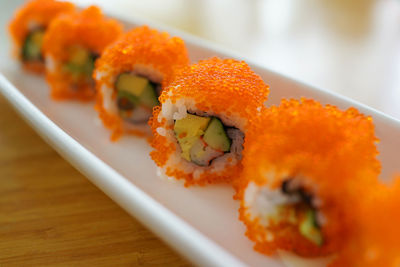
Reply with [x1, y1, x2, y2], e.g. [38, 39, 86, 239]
[94, 26, 189, 140]
[238, 98, 380, 257]
[330, 177, 400, 267]
[158, 57, 270, 116]
[8, 0, 75, 73]
[150, 57, 270, 186]
[42, 6, 123, 101]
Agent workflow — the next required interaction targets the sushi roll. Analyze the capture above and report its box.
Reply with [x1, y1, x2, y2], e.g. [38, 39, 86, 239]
[238, 98, 380, 257]
[94, 26, 189, 140]
[8, 0, 75, 73]
[150, 58, 270, 186]
[330, 178, 400, 267]
[42, 6, 123, 101]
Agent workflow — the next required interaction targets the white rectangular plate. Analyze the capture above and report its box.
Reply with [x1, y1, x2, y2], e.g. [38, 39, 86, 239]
[1, 1, 400, 266]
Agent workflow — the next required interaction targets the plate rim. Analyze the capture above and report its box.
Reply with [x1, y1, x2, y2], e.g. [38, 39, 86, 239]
[0, 74, 247, 267]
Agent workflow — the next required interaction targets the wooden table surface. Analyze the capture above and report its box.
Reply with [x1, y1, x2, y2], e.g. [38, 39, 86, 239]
[0, 94, 190, 266]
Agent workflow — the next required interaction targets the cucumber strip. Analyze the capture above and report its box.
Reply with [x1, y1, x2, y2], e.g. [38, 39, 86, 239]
[139, 83, 159, 108]
[115, 73, 160, 113]
[173, 114, 234, 166]
[203, 117, 231, 152]
[299, 209, 323, 246]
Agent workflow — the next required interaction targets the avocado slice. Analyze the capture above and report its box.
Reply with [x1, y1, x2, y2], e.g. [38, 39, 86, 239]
[174, 114, 211, 161]
[115, 73, 160, 123]
[189, 138, 224, 166]
[138, 83, 159, 108]
[64, 46, 96, 78]
[64, 59, 95, 76]
[69, 46, 91, 65]
[203, 117, 231, 152]
[299, 209, 323, 246]
[116, 74, 149, 96]
[22, 28, 45, 61]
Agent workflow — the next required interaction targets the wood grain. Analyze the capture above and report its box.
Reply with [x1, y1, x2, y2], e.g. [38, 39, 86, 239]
[0, 94, 191, 266]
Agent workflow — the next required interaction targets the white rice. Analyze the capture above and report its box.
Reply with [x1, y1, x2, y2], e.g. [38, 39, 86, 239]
[45, 55, 56, 73]
[244, 173, 325, 229]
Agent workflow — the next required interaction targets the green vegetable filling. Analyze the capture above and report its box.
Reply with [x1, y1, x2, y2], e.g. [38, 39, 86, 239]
[22, 28, 45, 62]
[299, 209, 323, 246]
[173, 114, 232, 166]
[278, 180, 324, 246]
[115, 73, 160, 121]
[63, 46, 97, 81]
[203, 117, 232, 152]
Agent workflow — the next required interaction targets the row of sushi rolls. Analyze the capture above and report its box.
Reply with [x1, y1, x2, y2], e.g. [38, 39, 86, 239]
[9, 0, 400, 266]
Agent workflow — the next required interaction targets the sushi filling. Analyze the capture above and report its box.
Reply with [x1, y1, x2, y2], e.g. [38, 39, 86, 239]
[273, 179, 324, 246]
[63, 45, 98, 83]
[115, 73, 160, 124]
[22, 28, 45, 62]
[173, 113, 239, 166]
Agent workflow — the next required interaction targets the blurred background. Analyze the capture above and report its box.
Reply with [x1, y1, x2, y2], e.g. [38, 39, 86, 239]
[74, 0, 400, 119]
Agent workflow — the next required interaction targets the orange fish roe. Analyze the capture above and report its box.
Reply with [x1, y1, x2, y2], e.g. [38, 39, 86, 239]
[94, 26, 189, 140]
[238, 98, 380, 257]
[330, 177, 400, 267]
[42, 6, 122, 101]
[150, 57, 270, 186]
[8, 0, 75, 73]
